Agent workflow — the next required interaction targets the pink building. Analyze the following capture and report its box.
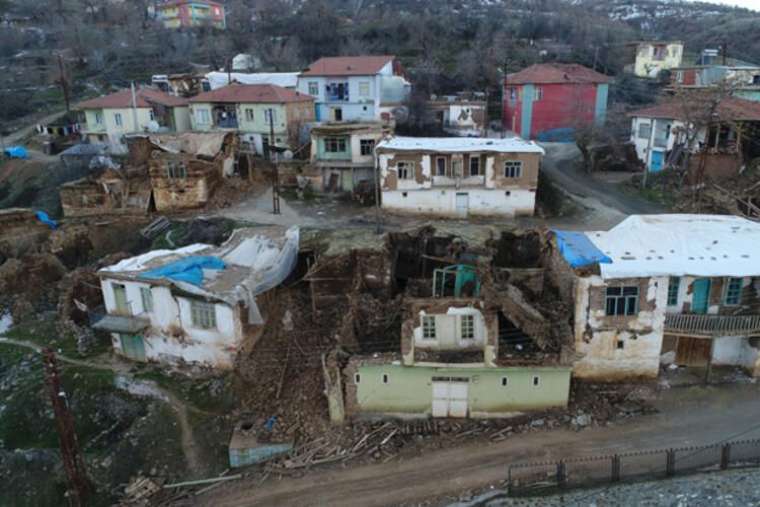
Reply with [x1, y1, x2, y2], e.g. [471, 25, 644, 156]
[155, 0, 226, 30]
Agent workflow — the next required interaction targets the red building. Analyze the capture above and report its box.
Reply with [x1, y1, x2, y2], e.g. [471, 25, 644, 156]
[503, 64, 611, 141]
[155, 0, 226, 30]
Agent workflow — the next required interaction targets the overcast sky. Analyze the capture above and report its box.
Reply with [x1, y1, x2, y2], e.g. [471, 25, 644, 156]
[695, 0, 759, 10]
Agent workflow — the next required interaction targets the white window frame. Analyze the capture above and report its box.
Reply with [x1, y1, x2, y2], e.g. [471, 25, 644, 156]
[504, 160, 522, 178]
[638, 122, 652, 140]
[532, 375, 541, 387]
[114, 112, 123, 127]
[397, 161, 415, 180]
[94, 111, 104, 125]
[140, 287, 153, 313]
[422, 315, 436, 340]
[358, 81, 370, 97]
[324, 137, 347, 153]
[149, 109, 155, 122]
[245, 108, 254, 121]
[459, 314, 475, 340]
[360, 139, 375, 156]
[196, 108, 210, 125]
[534, 86, 543, 101]
[308, 81, 319, 96]
[264, 108, 277, 124]
[190, 300, 217, 329]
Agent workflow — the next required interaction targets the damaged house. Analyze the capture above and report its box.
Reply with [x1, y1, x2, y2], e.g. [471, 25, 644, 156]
[94, 227, 299, 368]
[59, 132, 238, 216]
[624, 41, 684, 79]
[428, 93, 487, 137]
[376, 136, 544, 218]
[330, 226, 573, 420]
[551, 214, 760, 381]
[310, 122, 389, 193]
[629, 96, 760, 176]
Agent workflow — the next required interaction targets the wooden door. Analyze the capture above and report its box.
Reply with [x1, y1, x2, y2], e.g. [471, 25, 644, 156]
[675, 337, 711, 366]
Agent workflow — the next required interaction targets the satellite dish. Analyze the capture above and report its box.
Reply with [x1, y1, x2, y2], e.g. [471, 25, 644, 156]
[147, 120, 160, 133]
[283, 150, 294, 160]
[392, 106, 409, 123]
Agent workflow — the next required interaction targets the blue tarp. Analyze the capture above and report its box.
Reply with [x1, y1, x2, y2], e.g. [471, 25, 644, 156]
[35, 210, 58, 230]
[140, 256, 226, 286]
[554, 230, 612, 268]
[4, 146, 28, 159]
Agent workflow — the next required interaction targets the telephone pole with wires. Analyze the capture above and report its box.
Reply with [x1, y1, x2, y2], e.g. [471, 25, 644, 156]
[43, 348, 91, 507]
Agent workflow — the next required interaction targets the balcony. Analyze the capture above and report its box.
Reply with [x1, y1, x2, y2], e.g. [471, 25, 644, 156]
[664, 313, 760, 338]
[91, 313, 150, 334]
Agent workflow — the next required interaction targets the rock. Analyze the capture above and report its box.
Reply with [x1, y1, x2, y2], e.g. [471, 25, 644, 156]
[572, 414, 592, 427]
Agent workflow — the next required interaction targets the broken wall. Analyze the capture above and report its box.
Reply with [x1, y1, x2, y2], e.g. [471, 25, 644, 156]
[573, 275, 667, 380]
[149, 155, 221, 211]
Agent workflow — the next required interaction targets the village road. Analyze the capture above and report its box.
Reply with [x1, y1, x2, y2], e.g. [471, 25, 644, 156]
[200, 383, 760, 506]
[540, 142, 665, 216]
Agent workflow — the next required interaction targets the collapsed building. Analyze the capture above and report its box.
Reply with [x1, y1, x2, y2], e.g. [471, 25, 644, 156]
[306, 225, 574, 421]
[551, 214, 760, 381]
[93, 226, 299, 368]
[59, 132, 239, 217]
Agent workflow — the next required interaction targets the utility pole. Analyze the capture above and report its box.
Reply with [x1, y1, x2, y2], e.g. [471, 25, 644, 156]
[593, 46, 600, 72]
[43, 348, 90, 507]
[56, 53, 71, 112]
[269, 108, 280, 215]
[374, 151, 382, 234]
[130, 81, 139, 133]
[227, 57, 232, 85]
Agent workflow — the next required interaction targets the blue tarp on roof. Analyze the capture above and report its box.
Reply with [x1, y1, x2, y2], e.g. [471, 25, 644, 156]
[4, 146, 28, 159]
[554, 230, 612, 268]
[140, 256, 226, 286]
[35, 210, 58, 230]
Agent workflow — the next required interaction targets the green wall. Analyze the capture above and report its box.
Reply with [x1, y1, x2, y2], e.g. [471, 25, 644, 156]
[316, 135, 351, 160]
[354, 364, 571, 416]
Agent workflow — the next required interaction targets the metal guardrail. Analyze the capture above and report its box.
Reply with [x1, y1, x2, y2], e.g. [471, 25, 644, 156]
[507, 438, 760, 496]
[664, 313, 760, 337]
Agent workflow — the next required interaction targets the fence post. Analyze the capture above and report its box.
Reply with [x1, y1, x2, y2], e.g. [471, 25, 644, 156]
[507, 466, 512, 495]
[666, 449, 676, 477]
[611, 454, 621, 482]
[557, 460, 567, 488]
[720, 444, 731, 470]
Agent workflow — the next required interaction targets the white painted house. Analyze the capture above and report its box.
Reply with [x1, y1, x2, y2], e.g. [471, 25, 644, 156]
[376, 136, 545, 218]
[77, 87, 191, 154]
[94, 227, 299, 369]
[296, 55, 410, 122]
[553, 215, 760, 381]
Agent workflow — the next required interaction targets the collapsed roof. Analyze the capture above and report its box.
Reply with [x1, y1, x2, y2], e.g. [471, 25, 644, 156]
[99, 226, 300, 308]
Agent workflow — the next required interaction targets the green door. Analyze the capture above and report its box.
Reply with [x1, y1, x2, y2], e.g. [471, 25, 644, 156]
[113, 283, 129, 315]
[120, 334, 146, 361]
[691, 278, 711, 314]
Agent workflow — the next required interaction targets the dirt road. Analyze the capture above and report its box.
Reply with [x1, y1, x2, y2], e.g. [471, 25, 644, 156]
[200, 383, 760, 506]
[540, 143, 664, 218]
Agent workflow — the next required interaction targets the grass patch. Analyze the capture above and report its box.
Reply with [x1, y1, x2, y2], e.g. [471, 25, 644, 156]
[617, 175, 676, 208]
[134, 366, 236, 414]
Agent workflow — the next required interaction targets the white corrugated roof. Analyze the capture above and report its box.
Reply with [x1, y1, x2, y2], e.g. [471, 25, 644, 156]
[376, 136, 545, 154]
[206, 72, 299, 90]
[586, 214, 760, 279]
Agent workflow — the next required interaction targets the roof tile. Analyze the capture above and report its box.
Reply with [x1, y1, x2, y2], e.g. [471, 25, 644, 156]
[506, 64, 611, 85]
[300, 55, 394, 76]
[189, 83, 314, 104]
